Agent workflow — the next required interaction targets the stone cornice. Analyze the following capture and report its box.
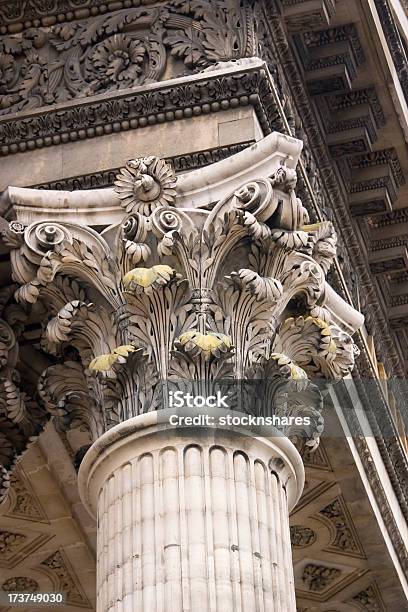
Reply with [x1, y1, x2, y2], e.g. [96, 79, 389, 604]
[374, 0, 408, 104]
[262, 0, 408, 541]
[263, 0, 405, 378]
[337, 379, 408, 578]
[369, 206, 408, 227]
[0, 58, 284, 158]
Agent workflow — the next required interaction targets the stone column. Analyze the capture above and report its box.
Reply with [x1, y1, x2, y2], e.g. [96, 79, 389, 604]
[78, 411, 304, 612]
[2, 134, 363, 610]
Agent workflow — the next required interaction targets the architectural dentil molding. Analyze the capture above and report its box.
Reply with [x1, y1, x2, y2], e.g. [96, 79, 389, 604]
[0, 133, 363, 500]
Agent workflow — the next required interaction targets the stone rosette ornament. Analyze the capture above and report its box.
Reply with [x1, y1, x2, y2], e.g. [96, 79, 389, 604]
[114, 156, 177, 215]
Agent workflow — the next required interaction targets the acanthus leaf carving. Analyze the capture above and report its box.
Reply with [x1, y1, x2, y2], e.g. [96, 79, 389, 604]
[2, 139, 363, 484]
[0, 304, 49, 502]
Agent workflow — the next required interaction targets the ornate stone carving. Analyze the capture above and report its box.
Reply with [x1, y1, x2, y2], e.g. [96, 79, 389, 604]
[302, 442, 331, 469]
[40, 550, 90, 606]
[114, 156, 177, 215]
[0, 289, 48, 502]
[351, 584, 384, 611]
[262, 2, 406, 384]
[319, 497, 364, 556]
[279, 0, 336, 31]
[337, 381, 408, 575]
[0, 530, 27, 559]
[0, 59, 282, 158]
[6, 471, 48, 522]
[0, 0, 259, 117]
[324, 88, 386, 128]
[290, 525, 316, 547]
[301, 563, 341, 592]
[293, 23, 365, 95]
[1, 137, 362, 467]
[1, 576, 39, 592]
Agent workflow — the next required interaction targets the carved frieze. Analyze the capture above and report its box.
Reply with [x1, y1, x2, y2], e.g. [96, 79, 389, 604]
[0, 0, 259, 117]
[1, 576, 39, 592]
[0, 530, 27, 559]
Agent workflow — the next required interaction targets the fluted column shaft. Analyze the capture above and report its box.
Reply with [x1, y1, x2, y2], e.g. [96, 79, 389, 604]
[78, 411, 304, 612]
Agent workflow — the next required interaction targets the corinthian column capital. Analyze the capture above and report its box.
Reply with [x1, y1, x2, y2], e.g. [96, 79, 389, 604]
[3, 133, 363, 455]
[1, 132, 364, 611]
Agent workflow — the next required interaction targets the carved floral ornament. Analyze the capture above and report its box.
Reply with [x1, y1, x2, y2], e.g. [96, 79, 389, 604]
[0, 139, 363, 499]
[0, 0, 259, 116]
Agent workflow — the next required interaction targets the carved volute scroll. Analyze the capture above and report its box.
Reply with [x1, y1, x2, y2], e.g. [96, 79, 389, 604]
[0, 133, 363, 499]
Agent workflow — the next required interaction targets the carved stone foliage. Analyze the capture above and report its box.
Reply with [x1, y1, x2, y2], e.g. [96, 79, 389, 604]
[351, 584, 384, 611]
[1, 576, 39, 592]
[301, 563, 341, 592]
[40, 550, 90, 607]
[290, 525, 316, 547]
[3, 151, 361, 457]
[0, 0, 259, 116]
[0, 530, 27, 559]
[5, 472, 48, 522]
[0, 284, 48, 503]
[319, 497, 364, 557]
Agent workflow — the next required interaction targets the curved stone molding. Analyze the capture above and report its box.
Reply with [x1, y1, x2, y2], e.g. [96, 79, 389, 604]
[78, 410, 304, 612]
[2, 131, 302, 226]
